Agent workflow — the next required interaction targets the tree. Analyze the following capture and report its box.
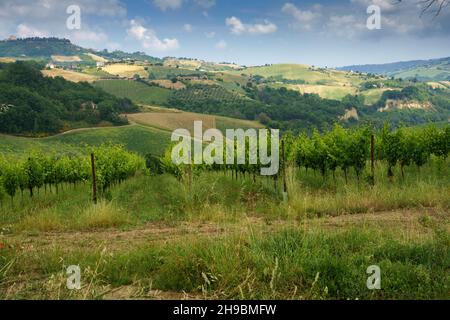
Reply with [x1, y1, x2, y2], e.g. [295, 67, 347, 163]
[420, 0, 449, 16]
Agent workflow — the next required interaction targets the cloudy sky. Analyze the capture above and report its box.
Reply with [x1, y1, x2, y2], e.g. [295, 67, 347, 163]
[0, 0, 449, 67]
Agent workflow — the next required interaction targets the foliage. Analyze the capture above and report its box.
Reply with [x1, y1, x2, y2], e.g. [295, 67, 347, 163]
[0, 62, 138, 135]
[0, 145, 145, 200]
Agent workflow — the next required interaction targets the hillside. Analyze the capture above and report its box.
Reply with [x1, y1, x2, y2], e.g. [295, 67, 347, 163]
[0, 61, 138, 135]
[237, 64, 364, 86]
[94, 80, 171, 106]
[340, 57, 450, 81]
[0, 37, 84, 59]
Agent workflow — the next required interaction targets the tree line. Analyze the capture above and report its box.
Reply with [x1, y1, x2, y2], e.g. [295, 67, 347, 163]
[0, 61, 138, 135]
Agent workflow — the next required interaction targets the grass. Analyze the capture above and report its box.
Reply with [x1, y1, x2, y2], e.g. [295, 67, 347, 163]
[1, 222, 448, 299]
[94, 80, 171, 106]
[0, 154, 448, 299]
[0, 125, 172, 157]
[284, 84, 357, 100]
[360, 88, 395, 105]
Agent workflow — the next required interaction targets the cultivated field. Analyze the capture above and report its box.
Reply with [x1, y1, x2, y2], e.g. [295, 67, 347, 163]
[127, 110, 263, 135]
[51, 55, 82, 62]
[42, 69, 99, 83]
[102, 64, 149, 78]
[94, 80, 170, 106]
[286, 84, 358, 100]
[86, 53, 108, 63]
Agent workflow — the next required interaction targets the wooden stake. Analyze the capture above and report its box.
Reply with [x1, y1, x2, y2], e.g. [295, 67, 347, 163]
[91, 153, 97, 204]
[187, 151, 192, 195]
[371, 134, 375, 185]
[282, 140, 288, 202]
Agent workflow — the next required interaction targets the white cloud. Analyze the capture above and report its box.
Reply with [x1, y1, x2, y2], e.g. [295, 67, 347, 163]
[215, 40, 227, 49]
[153, 0, 183, 11]
[0, 0, 126, 19]
[16, 24, 48, 37]
[225, 16, 277, 35]
[127, 19, 180, 52]
[195, 0, 216, 9]
[70, 30, 108, 43]
[325, 15, 367, 39]
[205, 31, 216, 38]
[351, 0, 398, 13]
[183, 24, 193, 32]
[281, 3, 321, 30]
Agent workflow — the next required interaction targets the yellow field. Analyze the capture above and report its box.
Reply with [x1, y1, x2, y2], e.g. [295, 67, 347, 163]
[102, 63, 148, 78]
[86, 53, 108, 63]
[427, 82, 448, 89]
[164, 59, 202, 69]
[51, 55, 82, 62]
[439, 81, 450, 88]
[42, 69, 98, 83]
[0, 57, 16, 63]
[287, 84, 357, 100]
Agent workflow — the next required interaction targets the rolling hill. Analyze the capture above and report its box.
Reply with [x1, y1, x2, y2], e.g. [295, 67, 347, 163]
[339, 57, 450, 81]
[0, 107, 264, 157]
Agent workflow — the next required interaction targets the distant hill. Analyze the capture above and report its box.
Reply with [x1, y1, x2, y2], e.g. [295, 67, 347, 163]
[339, 57, 450, 81]
[0, 37, 161, 65]
[0, 37, 85, 59]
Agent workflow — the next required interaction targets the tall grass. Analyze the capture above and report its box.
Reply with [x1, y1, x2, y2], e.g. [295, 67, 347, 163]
[1, 225, 448, 299]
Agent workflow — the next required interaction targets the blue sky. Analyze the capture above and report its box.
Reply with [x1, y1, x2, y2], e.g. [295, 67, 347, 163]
[0, 0, 449, 67]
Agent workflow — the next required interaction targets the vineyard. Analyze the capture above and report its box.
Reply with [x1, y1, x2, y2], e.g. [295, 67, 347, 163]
[168, 84, 250, 114]
[154, 124, 450, 188]
[0, 124, 449, 300]
[0, 145, 144, 205]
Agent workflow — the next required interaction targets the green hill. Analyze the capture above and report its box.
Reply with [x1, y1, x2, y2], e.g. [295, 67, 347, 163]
[340, 57, 450, 81]
[94, 80, 171, 106]
[0, 61, 138, 135]
[236, 64, 364, 86]
[0, 37, 85, 59]
[0, 124, 172, 157]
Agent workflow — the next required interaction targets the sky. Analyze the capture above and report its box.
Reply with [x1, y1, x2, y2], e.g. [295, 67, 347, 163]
[0, 0, 449, 67]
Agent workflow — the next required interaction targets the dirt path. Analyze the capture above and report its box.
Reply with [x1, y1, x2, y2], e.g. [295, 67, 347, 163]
[4, 207, 447, 253]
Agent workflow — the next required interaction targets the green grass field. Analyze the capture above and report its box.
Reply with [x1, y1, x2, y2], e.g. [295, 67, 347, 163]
[94, 80, 171, 106]
[391, 63, 450, 81]
[0, 125, 172, 157]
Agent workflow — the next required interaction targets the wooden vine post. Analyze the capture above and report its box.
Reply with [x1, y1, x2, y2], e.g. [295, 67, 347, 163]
[282, 140, 288, 202]
[91, 153, 97, 204]
[187, 151, 193, 196]
[371, 134, 375, 186]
